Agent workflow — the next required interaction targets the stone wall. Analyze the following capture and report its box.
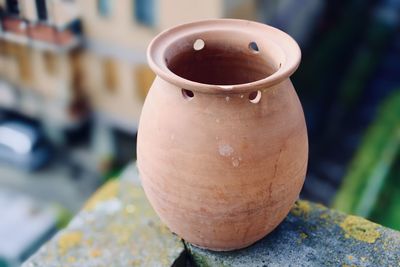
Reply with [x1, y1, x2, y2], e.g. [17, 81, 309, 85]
[23, 173, 400, 267]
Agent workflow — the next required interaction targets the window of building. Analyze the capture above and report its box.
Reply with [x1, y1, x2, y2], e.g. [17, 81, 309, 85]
[4, 42, 18, 57]
[112, 128, 137, 168]
[35, 0, 48, 21]
[0, 40, 5, 56]
[43, 51, 57, 75]
[70, 50, 83, 91]
[98, 0, 112, 17]
[6, 0, 19, 15]
[134, 0, 154, 27]
[135, 65, 154, 100]
[17, 46, 32, 83]
[103, 58, 118, 92]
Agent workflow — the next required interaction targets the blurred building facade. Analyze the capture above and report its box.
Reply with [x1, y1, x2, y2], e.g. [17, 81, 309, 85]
[0, 0, 82, 140]
[0, 0, 261, 169]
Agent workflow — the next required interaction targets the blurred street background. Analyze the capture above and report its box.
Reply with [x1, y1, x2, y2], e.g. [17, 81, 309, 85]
[0, 0, 400, 265]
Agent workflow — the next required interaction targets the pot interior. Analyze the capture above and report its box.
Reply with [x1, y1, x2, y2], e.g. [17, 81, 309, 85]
[165, 37, 279, 86]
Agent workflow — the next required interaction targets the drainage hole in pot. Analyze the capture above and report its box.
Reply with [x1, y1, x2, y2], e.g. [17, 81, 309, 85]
[193, 39, 205, 51]
[182, 89, 194, 100]
[249, 90, 261, 104]
[249, 42, 259, 53]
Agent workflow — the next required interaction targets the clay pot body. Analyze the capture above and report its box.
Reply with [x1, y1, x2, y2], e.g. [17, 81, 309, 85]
[138, 19, 308, 251]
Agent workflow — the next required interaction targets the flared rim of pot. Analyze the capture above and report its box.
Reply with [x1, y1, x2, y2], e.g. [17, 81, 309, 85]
[147, 19, 301, 94]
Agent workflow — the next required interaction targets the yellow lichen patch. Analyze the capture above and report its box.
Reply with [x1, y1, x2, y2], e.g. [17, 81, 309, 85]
[58, 231, 83, 255]
[347, 255, 354, 260]
[107, 223, 134, 245]
[67, 256, 77, 263]
[131, 259, 142, 265]
[315, 203, 328, 210]
[300, 232, 308, 239]
[84, 179, 120, 210]
[90, 249, 102, 258]
[340, 215, 381, 244]
[320, 213, 329, 220]
[297, 232, 308, 244]
[124, 204, 136, 214]
[86, 239, 93, 246]
[319, 210, 342, 225]
[291, 201, 311, 218]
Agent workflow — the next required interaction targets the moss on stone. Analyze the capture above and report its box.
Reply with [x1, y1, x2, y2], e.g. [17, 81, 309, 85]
[58, 231, 83, 255]
[300, 232, 308, 239]
[187, 200, 400, 267]
[89, 249, 102, 258]
[22, 172, 400, 267]
[340, 215, 381, 243]
[84, 179, 119, 211]
[290, 200, 311, 218]
[23, 178, 186, 267]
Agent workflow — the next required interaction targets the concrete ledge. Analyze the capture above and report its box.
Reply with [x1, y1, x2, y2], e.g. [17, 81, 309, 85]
[23, 175, 400, 267]
[188, 201, 400, 267]
[22, 179, 186, 267]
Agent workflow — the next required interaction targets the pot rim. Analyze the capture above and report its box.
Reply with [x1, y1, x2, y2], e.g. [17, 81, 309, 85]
[147, 19, 301, 94]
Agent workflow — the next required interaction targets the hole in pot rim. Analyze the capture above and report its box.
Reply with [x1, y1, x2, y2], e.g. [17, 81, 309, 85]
[248, 42, 259, 53]
[182, 89, 194, 100]
[193, 39, 205, 51]
[249, 90, 262, 104]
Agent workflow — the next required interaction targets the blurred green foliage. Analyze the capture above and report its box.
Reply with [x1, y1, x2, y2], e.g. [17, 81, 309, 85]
[333, 91, 400, 230]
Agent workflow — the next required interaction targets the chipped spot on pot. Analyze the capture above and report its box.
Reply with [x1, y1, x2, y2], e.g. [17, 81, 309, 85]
[218, 143, 234, 157]
[240, 94, 244, 98]
[225, 96, 230, 102]
[232, 158, 240, 167]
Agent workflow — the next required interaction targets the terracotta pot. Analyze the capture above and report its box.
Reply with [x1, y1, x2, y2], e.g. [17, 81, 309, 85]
[137, 19, 308, 251]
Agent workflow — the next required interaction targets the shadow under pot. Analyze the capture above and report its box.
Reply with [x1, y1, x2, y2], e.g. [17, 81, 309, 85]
[137, 19, 308, 251]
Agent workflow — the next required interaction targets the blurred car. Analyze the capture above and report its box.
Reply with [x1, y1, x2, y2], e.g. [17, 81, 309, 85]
[0, 121, 52, 171]
[0, 189, 58, 267]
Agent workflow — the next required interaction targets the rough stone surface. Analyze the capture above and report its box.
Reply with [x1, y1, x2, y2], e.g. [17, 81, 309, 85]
[22, 175, 185, 267]
[187, 201, 400, 267]
[22, 163, 400, 267]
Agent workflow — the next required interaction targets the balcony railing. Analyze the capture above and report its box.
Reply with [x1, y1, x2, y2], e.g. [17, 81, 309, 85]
[0, 15, 81, 51]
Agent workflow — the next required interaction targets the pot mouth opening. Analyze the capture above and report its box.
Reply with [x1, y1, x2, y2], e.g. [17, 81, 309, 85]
[148, 19, 301, 94]
[166, 39, 278, 86]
